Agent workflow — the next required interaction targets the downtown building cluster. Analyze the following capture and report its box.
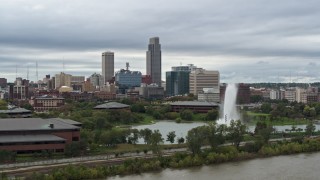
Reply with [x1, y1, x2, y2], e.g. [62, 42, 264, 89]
[0, 37, 225, 111]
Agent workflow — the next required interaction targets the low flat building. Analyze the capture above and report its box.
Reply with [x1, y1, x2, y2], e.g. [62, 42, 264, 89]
[169, 101, 219, 113]
[0, 118, 81, 153]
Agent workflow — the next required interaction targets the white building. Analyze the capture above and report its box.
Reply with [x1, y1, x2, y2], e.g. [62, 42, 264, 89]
[198, 88, 220, 103]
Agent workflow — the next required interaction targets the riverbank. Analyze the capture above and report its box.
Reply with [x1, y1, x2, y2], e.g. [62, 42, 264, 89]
[6, 137, 320, 180]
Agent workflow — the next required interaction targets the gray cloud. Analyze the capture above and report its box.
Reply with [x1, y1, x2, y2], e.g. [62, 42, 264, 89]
[1, 0, 320, 82]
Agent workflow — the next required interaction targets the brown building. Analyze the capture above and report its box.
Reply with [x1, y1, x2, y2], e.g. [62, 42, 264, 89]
[142, 75, 152, 85]
[169, 101, 219, 113]
[83, 80, 96, 92]
[0, 118, 81, 153]
[94, 91, 116, 100]
[237, 83, 251, 104]
[220, 83, 251, 104]
[30, 96, 65, 112]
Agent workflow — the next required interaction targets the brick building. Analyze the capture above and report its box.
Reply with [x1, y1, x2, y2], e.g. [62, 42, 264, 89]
[30, 96, 65, 112]
[0, 118, 81, 153]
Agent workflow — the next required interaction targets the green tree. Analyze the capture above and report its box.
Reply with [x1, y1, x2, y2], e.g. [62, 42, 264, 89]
[0, 100, 7, 110]
[149, 130, 164, 155]
[130, 103, 146, 113]
[166, 131, 176, 144]
[177, 137, 185, 144]
[261, 103, 272, 114]
[305, 121, 316, 137]
[207, 123, 226, 149]
[128, 129, 139, 145]
[227, 120, 247, 148]
[139, 128, 152, 144]
[180, 109, 193, 121]
[206, 109, 219, 121]
[186, 126, 208, 155]
[65, 142, 81, 157]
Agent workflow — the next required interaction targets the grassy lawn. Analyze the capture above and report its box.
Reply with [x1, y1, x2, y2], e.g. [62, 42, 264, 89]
[245, 111, 309, 126]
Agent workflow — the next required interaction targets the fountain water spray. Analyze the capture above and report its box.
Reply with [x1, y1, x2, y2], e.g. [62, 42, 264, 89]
[217, 83, 240, 125]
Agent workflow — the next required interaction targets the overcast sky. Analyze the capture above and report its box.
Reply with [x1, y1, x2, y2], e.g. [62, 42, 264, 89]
[1, 0, 320, 83]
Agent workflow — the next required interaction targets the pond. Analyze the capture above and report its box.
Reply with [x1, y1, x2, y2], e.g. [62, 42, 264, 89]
[132, 121, 207, 144]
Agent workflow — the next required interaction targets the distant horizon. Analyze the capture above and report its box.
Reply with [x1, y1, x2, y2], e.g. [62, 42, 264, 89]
[2, 0, 320, 83]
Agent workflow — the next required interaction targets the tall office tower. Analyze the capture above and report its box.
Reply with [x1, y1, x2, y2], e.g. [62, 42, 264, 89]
[102, 51, 114, 83]
[146, 37, 162, 87]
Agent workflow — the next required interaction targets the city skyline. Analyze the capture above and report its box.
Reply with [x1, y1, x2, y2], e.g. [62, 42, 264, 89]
[2, 0, 320, 83]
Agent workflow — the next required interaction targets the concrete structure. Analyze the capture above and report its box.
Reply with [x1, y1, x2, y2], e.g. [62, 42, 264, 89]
[9, 78, 29, 100]
[30, 96, 65, 112]
[169, 101, 219, 113]
[198, 88, 220, 102]
[189, 69, 220, 96]
[270, 90, 280, 100]
[55, 72, 72, 89]
[296, 88, 307, 103]
[0, 118, 81, 153]
[284, 88, 296, 102]
[146, 37, 162, 87]
[135, 84, 164, 100]
[89, 73, 104, 88]
[166, 71, 190, 96]
[102, 51, 114, 83]
[82, 80, 95, 92]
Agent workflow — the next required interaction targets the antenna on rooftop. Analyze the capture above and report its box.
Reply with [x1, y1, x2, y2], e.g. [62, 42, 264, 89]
[15, 65, 18, 79]
[36, 61, 39, 83]
[63, 57, 65, 73]
[126, 62, 130, 71]
[27, 66, 29, 80]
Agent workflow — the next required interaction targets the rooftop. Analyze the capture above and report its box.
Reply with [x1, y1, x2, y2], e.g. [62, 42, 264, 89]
[0, 108, 31, 114]
[0, 134, 66, 143]
[94, 102, 129, 109]
[0, 118, 81, 132]
[169, 101, 220, 107]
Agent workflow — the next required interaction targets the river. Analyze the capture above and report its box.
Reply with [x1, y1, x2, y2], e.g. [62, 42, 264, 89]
[109, 152, 320, 180]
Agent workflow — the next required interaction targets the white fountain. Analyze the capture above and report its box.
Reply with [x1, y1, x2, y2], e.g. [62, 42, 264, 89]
[217, 83, 240, 125]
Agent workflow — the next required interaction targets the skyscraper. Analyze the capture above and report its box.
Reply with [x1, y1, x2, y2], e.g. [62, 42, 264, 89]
[146, 37, 162, 87]
[102, 51, 114, 83]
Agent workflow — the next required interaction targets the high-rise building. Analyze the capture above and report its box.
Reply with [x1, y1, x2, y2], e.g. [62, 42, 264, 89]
[166, 71, 190, 96]
[189, 68, 220, 96]
[146, 37, 161, 87]
[102, 51, 114, 83]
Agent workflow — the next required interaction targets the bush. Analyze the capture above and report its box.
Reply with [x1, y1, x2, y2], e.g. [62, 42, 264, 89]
[180, 110, 193, 121]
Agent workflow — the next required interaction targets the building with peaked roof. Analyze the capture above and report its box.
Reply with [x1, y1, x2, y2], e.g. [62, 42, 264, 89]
[94, 102, 130, 110]
[0, 118, 81, 153]
[0, 108, 32, 118]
